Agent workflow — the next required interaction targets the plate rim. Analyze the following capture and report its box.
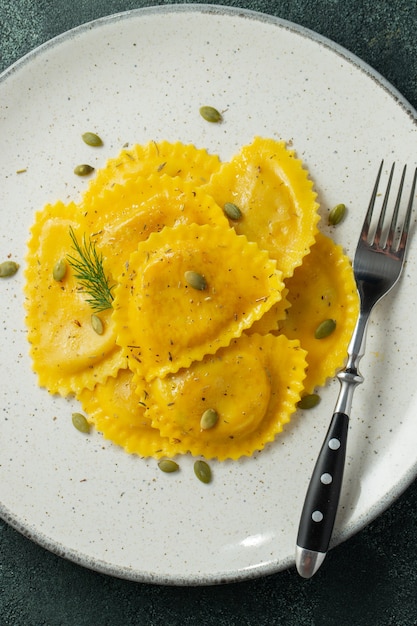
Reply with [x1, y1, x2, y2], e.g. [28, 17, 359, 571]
[1, 3, 417, 586]
[1, 2, 416, 123]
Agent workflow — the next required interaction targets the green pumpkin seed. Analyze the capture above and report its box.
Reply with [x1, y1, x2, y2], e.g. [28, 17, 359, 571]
[194, 460, 212, 484]
[223, 202, 243, 221]
[314, 318, 336, 339]
[199, 106, 222, 123]
[0, 260, 19, 278]
[74, 163, 95, 176]
[82, 132, 103, 147]
[158, 459, 180, 473]
[328, 203, 346, 226]
[184, 270, 207, 291]
[52, 258, 67, 282]
[91, 314, 104, 335]
[298, 393, 321, 410]
[72, 412, 90, 433]
[200, 408, 219, 430]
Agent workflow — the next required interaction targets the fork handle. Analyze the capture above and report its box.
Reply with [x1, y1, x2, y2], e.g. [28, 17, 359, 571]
[295, 411, 349, 578]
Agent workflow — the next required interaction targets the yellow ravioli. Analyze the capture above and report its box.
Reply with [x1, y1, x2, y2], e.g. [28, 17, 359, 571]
[24, 201, 124, 396]
[24, 137, 360, 464]
[145, 333, 307, 460]
[278, 232, 359, 393]
[204, 136, 320, 278]
[112, 223, 284, 381]
[77, 369, 175, 458]
[80, 174, 229, 280]
[82, 140, 221, 205]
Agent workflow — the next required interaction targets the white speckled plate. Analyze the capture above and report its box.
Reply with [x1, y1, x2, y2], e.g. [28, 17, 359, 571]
[1, 5, 416, 585]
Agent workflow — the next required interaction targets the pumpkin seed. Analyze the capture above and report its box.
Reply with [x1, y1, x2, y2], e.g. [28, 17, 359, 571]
[200, 408, 219, 430]
[82, 132, 103, 147]
[223, 202, 243, 221]
[184, 270, 207, 291]
[194, 460, 212, 484]
[315, 318, 336, 339]
[328, 203, 346, 226]
[72, 412, 90, 433]
[199, 106, 222, 123]
[0, 260, 19, 278]
[158, 459, 180, 473]
[74, 163, 95, 176]
[52, 258, 67, 282]
[298, 393, 321, 410]
[91, 314, 104, 335]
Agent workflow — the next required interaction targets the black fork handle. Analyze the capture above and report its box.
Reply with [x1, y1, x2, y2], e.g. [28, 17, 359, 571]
[296, 412, 349, 576]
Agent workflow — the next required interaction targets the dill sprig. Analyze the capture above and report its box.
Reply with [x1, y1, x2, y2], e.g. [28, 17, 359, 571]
[67, 226, 114, 312]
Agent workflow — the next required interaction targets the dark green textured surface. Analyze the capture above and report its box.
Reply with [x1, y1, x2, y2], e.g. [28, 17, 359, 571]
[1, 1, 417, 624]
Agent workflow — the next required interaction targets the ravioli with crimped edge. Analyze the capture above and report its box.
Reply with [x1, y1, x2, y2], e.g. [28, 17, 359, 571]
[143, 333, 307, 460]
[112, 222, 284, 382]
[278, 231, 359, 394]
[80, 174, 229, 281]
[77, 369, 176, 459]
[24, 201, 124, 396]
[204, 136, 320, 278]
[82, 140, 222, 205]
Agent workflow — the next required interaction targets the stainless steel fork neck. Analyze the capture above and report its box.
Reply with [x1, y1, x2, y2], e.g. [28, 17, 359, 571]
[334, 310, 369, 415]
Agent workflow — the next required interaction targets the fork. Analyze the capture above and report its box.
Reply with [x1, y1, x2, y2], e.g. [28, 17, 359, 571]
[295, 161, 417, 579]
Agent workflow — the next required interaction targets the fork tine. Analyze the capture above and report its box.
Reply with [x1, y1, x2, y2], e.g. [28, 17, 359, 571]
[361, 160, 384, 241]
[386, 165, 405, 250]
[374, 163, 395, 246]
[398, 165, 417, 255]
